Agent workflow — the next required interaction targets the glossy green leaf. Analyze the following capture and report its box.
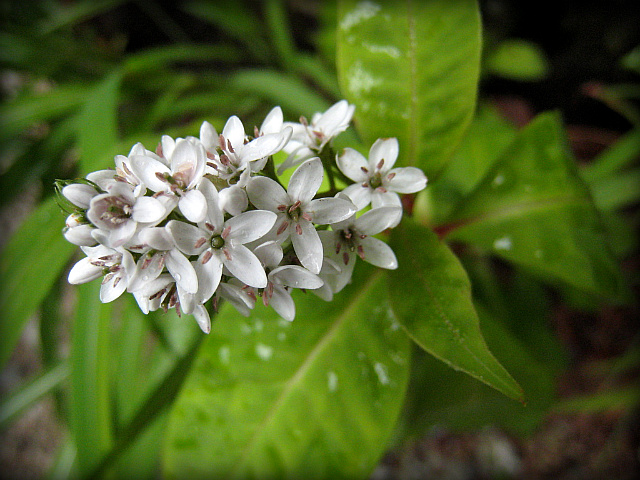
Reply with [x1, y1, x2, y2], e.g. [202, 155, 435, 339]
[336, 0, 481, 176]
[70, 282, 114, 477]
[388, 219, 523, 401]
[424, 104, 517, 225]
[0, 197, 76, 369]
[78, 70, 121, 172]
[163, 266, 411, 479]
[444, 112, 627, 300]
[486, 39, 550, 81]
[400, 303, 556, 436]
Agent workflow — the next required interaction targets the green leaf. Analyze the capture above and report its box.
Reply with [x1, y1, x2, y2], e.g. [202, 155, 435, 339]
[553, 385, 640, 414]
[486, 39, 550, 81]
[0, 84, 87, 142]
[264, 0, 296, 71]
[424, 104, 517, 225]
[388, 219, 523, 401]
[443, 112, 628, 300]
[400, 302, 557, 436]
[0, 362, 69, 429]
[580, 127, 640, 182]
[70, 282, 114, 476]
[78, 70, 122, 172]
[336, 0, 481, 177]
[163, 266, 411, 479]
[231, 69, 331, 118]
[588, 167, 640, 211]
[0, 197, 76, 369]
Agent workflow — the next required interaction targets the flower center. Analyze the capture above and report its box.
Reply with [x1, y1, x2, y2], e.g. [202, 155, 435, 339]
[369, 172, 383, 189]
[210, 234, 225, 249]
[99, 196, 132, 225]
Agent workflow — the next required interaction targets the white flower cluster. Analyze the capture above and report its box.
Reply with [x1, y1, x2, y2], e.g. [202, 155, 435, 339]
[59, 101, 427, 333]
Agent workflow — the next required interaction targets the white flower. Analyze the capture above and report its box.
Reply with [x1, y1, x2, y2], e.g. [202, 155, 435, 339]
[61, 183, 100, 209]
[216, 279, 256, 317]
[337, 137, 427, 215]
[87, 142, 156, 195]
[131, 137, 208, 223]
[131, 271, 212, 333]
[246, 157, 356, 274]
[126, 226, 198, 295]
[167, 178, 276, 292]
[208, 113, 292, 183]
[86, 182, 167, 248]
[68, 244, 135, 303]
[278, 100, 355, 173]
[319, 206, 401, 293]
[252, 241, 324, 321]
[63, 213, 96, 246]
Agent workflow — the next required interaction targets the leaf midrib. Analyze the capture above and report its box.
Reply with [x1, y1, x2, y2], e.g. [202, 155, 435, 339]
[230, 271, 382, 476]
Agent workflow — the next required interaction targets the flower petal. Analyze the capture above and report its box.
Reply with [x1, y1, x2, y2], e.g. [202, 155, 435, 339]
[218, 186, 248, 216]
[260, 106, 283, 134]
[127, 253, 164, 293]
[269, 285, 295, 322]
[385, 166, 428, 193]
[62, 183, 98, 209]
[68, 257, 104, 284]
[355, 206, 403, 236]
[287, 157, 323, 203]
[225, 210, 277, 245]
[100, 273, 127, 303]
[217, 282, 254, 316]
[130, 155, 171, 192]
[240, 132, 287, 162]
[253, 241, 283, 268]
[191, 304, 211, 334]
[342, 183, 372, 210]
[64, 224, 96, 246]
[359, 236, 398, 269]
[199, 179, 223, 231]
[223, 244, 268, 288]
[369, 137, 399, 171]
[222, 115, 246, 149]
[371, 189, 402, 210]
[270, 265, 323, 289]
[107, 220, 137, 248]
[132, 196, 166, 223]
[200, 252, 224, 300]
[161, 135, 176, 160]
[86, 170, 116, 190]
[306, 197, 356, 225]
[165, 249, 198, 294]
[336, 148, 369, 183]
[291, 219, 323, 274]
[246, 176, 289, 211]
[166, 220, 207, 256]
[139, 226, 174, 250]
[315, 100, 353, 136]
[200, 121, 219, 151]
[178, 189, 207, 223]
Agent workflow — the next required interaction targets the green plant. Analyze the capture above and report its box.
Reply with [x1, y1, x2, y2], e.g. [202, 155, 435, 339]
[0, 1, 636, 479]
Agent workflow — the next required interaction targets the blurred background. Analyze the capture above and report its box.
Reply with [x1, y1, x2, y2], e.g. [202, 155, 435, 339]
[1, 0, 639, 478]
